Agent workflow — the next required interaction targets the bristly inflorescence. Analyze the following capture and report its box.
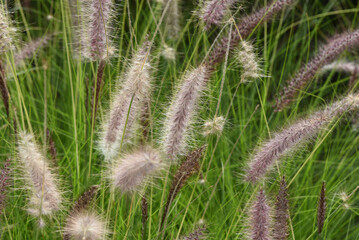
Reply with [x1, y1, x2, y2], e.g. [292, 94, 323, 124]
[208, 0, 294, 68]
[317, 181, 326, 235]
[276, 29, 359, 111]
[163, 0, 180, 40]
[99, 41, 152, 161]
[236, 40, 261, 82]
[17, 131, 62, 227]
[162, 65, 210, 160]
[111, 146, 163, 193]
[71, 0, 114, 61]
[321, 60, 359, 75]
[246, 93, 359, 183]
[0, 158, 11, 216]
[250, 189, 271, 240]
[200, 0, 237, 30]
[0, 6, 16, 54]
[203, 115, 225, 136]
[273, 176, 289, 240]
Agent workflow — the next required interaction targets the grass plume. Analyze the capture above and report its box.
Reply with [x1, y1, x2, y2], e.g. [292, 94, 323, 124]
[317, 181, 326, 235]
[250, 189, 271, 240]
[273, 176, 289, 240]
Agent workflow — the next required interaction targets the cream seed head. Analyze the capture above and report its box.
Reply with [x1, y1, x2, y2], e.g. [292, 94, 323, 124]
[203, 116, 225, 136]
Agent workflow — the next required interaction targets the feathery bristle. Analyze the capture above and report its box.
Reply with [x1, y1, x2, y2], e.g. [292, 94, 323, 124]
[276, 29, 359, 111]
[203, 115, 225, 136]
[111, 146, 162, 192]
[317, 181, 326, 235]
[99, 42, 152, 161]
[250, 189, 270, 240]
[17, 132, 62, 225]
[273, 176, 289, 240]
[64, 211, 107, 240]
[246, 94, 359, 183]
[13, 34, 52, 66]
[161, 146, 205, 229]
[0, 6, 16, 53]
[163, 65, 209, 160]
[208, 0, 294, 67]
[200, 0, 237, 30]
[0, 158, 11, 216]
[236, 40, 261, 82]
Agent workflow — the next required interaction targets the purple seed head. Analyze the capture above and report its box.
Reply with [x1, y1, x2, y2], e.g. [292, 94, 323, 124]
[250, 189, 271, 240]
[200, 0, 238, 30]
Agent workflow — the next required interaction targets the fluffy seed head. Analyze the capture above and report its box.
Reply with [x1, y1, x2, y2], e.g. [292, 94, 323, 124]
[236, 41, 261, 82]
[0, 6, 16, 54]
[65, 211, 107, 240]
[200, 0, 237, 30]
[246, 94, 359, 183]
[161, 44, 176, 61]
[163, 0, 180, 40]
[111, 146, 162, 192]
[276, 29, 359, 111]
[321, 60, 359, 74]
[273, 176, 289, 240]
[203, 115, 225, 136]
[250, 189, 271, 240]
[162, 65, 209, 160]
[99, 42, 152, 161]
[17, 132, 61, 224]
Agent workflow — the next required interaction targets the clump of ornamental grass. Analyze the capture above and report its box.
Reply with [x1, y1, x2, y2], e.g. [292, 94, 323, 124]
[0, 158, 11, 216]
[161, 146, 205, 230]
[162, 65, 210, 160]
[17, 131, 62, 228]
[236, 40, 261, 82]
[71, 0, 115, 61]
[208, 0, 294, 68]
[203, 115, 225, 136]
[246, 93, 359, 183]
[276, 29, 359, 111]
[110, 146, 163, 193]
[199, 0, 238, 30]
[99, 41, 152, 161]
[0, 6, 16, 54]
[317, 181, 326, 235]
[249, 189, 271, 240]
[273, 176, 289, 240]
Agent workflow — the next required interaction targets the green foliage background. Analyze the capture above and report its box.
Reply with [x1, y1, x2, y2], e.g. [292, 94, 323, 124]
[1, 0, 359, 239]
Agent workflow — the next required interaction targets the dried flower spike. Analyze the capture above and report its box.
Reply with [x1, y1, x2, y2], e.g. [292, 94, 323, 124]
[273, 176, 289, 240]
[200, 0, 237, 30]
[99, 42, 152, 161]
[64, 211, 107, 240]
[203, 115, 225, 136]
[111, 146, 162, 193]
[317, 181, 326, 235]
[250, 189, 270, 240]
[236, 40, 261, 82]
[163, 65, 209, 160]
[246, 93, 359, 183]
[276, 29, 359, 111]
[17, 131, 62, 227]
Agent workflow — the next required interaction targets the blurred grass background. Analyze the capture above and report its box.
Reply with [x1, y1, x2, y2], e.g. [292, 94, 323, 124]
[1, 0, 359, 239]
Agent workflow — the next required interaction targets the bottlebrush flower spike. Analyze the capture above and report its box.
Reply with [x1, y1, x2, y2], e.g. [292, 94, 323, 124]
[163, 0, 180, 40]
[250, 189, 271, 240]
[246, 94, 359, 183]
[13, 34, 52, 66]
[236, 40, 261, 82]
[111, 146, 163, 193]
[17, 131, 62, 227]
[203, 115, 225, 136]
[163, 65, 210, 160]
[0, 158, 11, 216]
[183, 226, 207, 240]
[99, 41, 152, 161]
[64, 211, 107, 240]
[317, 181, 326, 235]
[321, 60, 359, 74]
[0, 6, 16, 53]
[273, 176, 289, 240]
[200, 0, 237, 30]
[276, 29, 359, 111]
[208, 0, 294, 67]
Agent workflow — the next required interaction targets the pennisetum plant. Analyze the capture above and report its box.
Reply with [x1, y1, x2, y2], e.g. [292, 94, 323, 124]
[17, 131, 62, 228]
[199, 0, 238, 30]
[249, 189, 271, 240]
[276, 29, 359, 111]
[273, 176, 289, 240]
[246, 93, 359, 183]
[235, 40, 261, 83]
[99, 41, 153, 161]
[110, 146, 163, 193]
[162, 65, 210, 160]
[317, 181, 326, 235]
